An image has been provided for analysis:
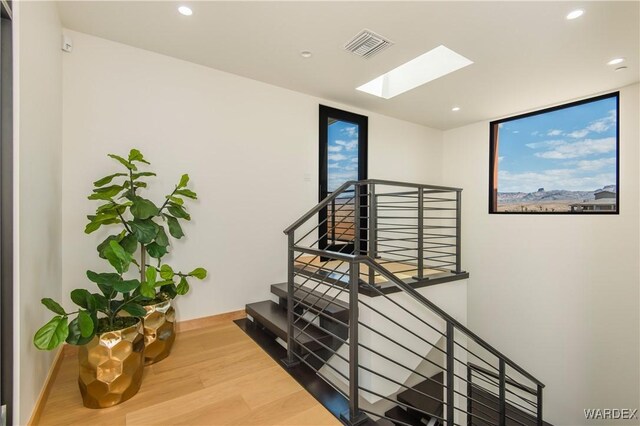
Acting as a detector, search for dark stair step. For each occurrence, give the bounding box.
[469,386,540,426]
[397,372,444,424]
[245,300,332,353]
[270,282,349,322]
[384,406,422,426]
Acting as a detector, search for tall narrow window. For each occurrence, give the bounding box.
[490,92,619,214]
[318,105,367,252]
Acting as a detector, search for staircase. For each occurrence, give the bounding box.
[245,180,546,426]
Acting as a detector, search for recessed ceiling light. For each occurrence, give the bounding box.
[566,9,584,20]
[615,66,628,72]
[356,45,473,99]
[300,51,312,58]
[178,6,192,16]
[607,57,625,65]
[451,107,460,112]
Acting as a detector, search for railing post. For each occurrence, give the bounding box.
[340,260,367,426]
[368,183,377,286]
[354,184,361,254]
[282,232,299,368]
[455,190,463,274]
[446,322,455,426]
[416,188,424,280]
[466,363,472,426]
[537,384,543,426]
[499,359,506,426]
[330,198,336,243]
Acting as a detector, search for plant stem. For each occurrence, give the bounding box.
[158,186,178,214]
[140,243,146,284]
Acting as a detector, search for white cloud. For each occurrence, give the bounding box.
[328,153,347,161]
[328,162,340,169]
[525,140,565,149]
[572,157,616,172]
[328,145,342,153]
[350,157,358,163]
[547,129,562,136]
[335,139,358,151]
[531,131,540,136]
[534,137,615,159]
[566,129,589,139]
[341,126,358,137]
[566,110,616,138]
[498,156,504,163]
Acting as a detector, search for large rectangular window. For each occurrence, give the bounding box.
[490,92,619,214]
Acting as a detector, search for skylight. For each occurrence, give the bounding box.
[356,45,473,99]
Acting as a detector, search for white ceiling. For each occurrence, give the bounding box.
[57,1,639,130]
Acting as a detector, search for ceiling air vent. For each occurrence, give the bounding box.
[344,29,393,58]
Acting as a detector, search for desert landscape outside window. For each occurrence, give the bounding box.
[489,92,619,214]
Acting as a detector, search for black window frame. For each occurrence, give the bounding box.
[318,105,368,254]
[489,92,620,215]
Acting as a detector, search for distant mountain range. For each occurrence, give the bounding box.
[498,185,616,204]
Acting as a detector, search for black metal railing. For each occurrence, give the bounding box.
[283,180,544,426]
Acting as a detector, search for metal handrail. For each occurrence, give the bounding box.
[360,257,545,389]
[283,179,462,235]
[283,179,544,426]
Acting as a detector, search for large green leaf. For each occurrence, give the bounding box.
[140,281,156,299]
[168,204,190,220]
[92,293,108,311]
[160,264,174,280]
[41,298,66,315]
[167,196,183,206]
[88,185,124,201]
[145,242,167,259]
[175,189,197,199]
[178,174,189,188]
[108,154,136,170]
[84,213,120,234]
[87,270,120,298]
[176,277,189,295]
[121,302,146,317]
[128,149,150,164]
[120,233,139,254]
[97,234,120,259]
[155,226,169,247]
[94,173,127,187]
[189,268,207,280]
[165,215,184,239]
[70,289,96,311]
[113,279,140,293]
[34,316,69,350]
[128,219,159,244]
[130,197,159,220]
[66,317,95,346]
[103,240,132,273]
[86,271,121,286]
[132,172,156,179]
[77,311,94,338]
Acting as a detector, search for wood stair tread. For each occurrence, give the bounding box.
[245,300,332,352]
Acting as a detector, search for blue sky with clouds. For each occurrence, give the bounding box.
[497,96,617,193]
[327,121,359,192]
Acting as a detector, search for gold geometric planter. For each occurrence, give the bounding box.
[141,295,176,365]
[78,319,145,409]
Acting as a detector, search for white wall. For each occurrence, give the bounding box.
[61,30,443,322]
[13,1,63,424]
[442,84,640,426]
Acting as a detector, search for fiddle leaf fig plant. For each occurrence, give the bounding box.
[34,149,207,350]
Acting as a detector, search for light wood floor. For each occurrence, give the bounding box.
[37,319,340,426]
